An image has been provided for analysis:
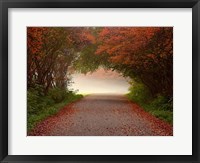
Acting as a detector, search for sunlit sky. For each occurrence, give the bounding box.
[69,68,130,94]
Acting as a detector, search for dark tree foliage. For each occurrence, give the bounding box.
[27,27,173,98]
[27,27,94,93]
[96,27,173,97]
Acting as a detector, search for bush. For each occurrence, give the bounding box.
[150,95,173,111]
[127,82,151,103]
[150,110,173,123]
[127,81,173,124]
[27,90,39,114]
[47,87,68,103]
[27,86,84,132]
[27,89,51,115]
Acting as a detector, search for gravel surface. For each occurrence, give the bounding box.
[29,94,173,136]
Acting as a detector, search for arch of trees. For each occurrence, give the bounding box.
[27,27,173,130]
[27,27,95,93]
[27,27,173,98]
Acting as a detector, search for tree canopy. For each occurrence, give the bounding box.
[27,27,94,93]
[27,27,173,97]
[95,27,173,97]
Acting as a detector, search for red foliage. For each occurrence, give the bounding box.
[96,27,173,96]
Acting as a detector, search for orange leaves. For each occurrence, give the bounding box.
[27,27,44,55]
[110,55,125,63]
[99,27,110,37]
[27,27,97,90]
[96,27,172,67]
[95,45,109,55]
[147,54,156,59]
[81,31,96,44]
[95,27,173,97]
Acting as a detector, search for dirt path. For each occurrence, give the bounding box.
[29,94,173,136]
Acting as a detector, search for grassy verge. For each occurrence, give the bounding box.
[126,82,173,124]
[27,89,83,132]
[127,94,173,124]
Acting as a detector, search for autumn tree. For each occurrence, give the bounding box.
[27,27,94,93]
[27,27,173,98]
[73,27,110,74]
[95,27,173,97]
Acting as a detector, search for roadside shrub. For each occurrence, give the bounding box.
[27,86,51,115]
[150,95,173,111]
[27,90,41,115]
[127,81,173,124]
[150,110,173,124]
[47,87,68,103]
[27,89,84,132]
[127,82,151,103]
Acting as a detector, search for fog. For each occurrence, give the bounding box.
[70,68,130,94]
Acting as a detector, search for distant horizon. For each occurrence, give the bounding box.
[69,68,130,94]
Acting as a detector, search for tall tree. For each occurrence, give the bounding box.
[96,27,173,97]
[27,27,95,93]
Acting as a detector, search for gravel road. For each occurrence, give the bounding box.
[29,94,173,136]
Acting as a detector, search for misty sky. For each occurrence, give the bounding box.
[69,68,130,94]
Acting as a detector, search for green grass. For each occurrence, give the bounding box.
[80,93,90,96]
[126,82,173,124]
[140,103,173,124]
[27,93,83,132]
[127,94,173,124]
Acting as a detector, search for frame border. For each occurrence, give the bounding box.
[0,0,199,162]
